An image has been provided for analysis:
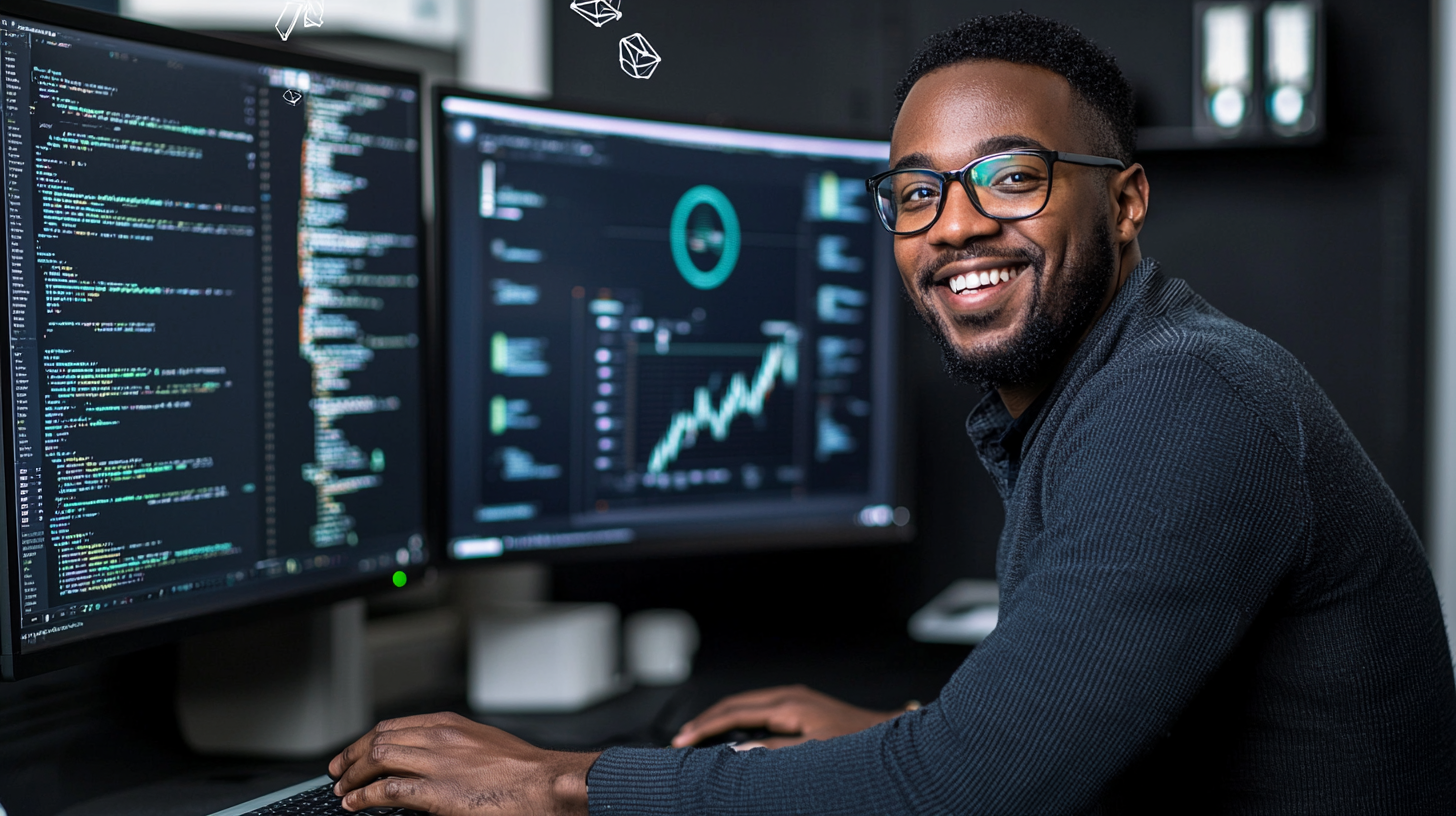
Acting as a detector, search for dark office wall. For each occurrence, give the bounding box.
[552,1,1431,612]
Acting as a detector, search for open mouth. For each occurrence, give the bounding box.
[943,264,1029,296]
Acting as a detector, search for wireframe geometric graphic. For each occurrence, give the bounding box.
[571,0,622,27]
[619,33,661,79]
[276,2,303,40]
[276,0,324,41]
[282,89,304,106]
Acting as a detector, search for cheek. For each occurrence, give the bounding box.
[892,239,921,287]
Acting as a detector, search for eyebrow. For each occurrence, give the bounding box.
[890,134,1053,171]
[891,151,937,171]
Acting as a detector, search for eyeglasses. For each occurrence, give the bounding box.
[865,150,1127,235]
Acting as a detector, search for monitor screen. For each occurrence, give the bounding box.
[2,4,426,678]
[438,91,907,561]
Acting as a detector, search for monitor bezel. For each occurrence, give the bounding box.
[432,84,913,567]
[1,0,434,680]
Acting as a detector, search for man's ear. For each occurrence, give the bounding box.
[1110,164,1149,246]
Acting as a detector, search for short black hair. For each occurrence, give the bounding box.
[893,11,1136,163]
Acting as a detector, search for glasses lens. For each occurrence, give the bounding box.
[874,170,943,233]
[967,154,1051,219]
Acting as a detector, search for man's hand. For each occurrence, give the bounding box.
[328,712,598,815]
[671,685,903,750]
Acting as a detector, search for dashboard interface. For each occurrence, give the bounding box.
[440,94,902,559]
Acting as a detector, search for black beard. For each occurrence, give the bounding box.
[910,221,1117,391]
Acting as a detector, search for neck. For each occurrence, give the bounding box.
[996,241,1142,419]
[998,376,1056,419]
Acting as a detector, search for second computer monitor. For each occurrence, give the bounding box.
[438,91,905,560]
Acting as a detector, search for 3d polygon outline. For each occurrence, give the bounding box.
[619,33,661,79]
[276,2,302,40]
[277,0,323,41]
[570,0,622,28]
[282,89,304,106]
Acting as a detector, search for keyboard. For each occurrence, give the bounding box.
[207,775,427,816]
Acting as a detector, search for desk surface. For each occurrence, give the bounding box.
[0,632,969,816]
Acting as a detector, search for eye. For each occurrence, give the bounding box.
[893,176,941,209]
[984,163,1046,192]
[968,154,1050,196]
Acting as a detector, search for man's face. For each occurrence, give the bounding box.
[890,60,1122,390]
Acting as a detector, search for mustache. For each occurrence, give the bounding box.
[913,245,1044,292]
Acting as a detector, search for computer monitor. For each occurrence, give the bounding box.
[0,1,427,679]
[436,88,908,562]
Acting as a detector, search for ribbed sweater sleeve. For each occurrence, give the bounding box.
[587,351,1307,815]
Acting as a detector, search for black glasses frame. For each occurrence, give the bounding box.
[865,149,1127,235]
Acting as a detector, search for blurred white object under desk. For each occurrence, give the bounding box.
[908,579,1000,645]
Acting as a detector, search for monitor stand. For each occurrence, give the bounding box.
[175,599,370,758]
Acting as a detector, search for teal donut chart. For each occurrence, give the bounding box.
[669,185,741,290]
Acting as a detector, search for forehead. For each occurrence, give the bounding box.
[891,60,1086,167]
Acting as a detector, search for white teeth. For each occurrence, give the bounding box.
[947,265,1026,294]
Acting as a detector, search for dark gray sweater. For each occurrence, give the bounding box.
[587,259,1456,814]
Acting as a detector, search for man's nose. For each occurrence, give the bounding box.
[926,180,1000,246]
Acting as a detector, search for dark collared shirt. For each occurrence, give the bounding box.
[996,390,1047,463]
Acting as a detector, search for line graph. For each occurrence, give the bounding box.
[645,339,798,473]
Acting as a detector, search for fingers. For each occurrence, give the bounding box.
[674,706,810,748]
[341,775,430,813]
[674,706,783,747]
[673,687,813,747]
[333,716,474,792]
[671,685,895,748]
[687,686,809,724]
[329,728,375,781]
[335,741,437,796]
[332,715,473,794]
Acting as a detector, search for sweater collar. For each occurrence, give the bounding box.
[964,257,1165,496]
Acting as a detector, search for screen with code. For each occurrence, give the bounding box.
[2,9,425,662]
[439,92,905,560]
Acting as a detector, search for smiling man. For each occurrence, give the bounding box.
[329,13,1456,814]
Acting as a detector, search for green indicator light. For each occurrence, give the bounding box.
[391,570,407,588]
